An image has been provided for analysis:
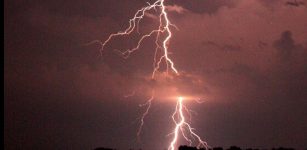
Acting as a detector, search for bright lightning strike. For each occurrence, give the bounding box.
[168,97,209,150]
[90,0,209,149]
[89,0,179,78]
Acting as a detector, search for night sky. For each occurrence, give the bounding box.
[4,0,307,150]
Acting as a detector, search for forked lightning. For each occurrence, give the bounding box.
[91,0,209,149]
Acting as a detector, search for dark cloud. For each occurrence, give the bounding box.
[285,0,305,7]
[257,0,283,8]
[202,41,241,51]
[274,30,306,61]
[169,0,237,14]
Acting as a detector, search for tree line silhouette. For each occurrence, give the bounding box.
[93,145,297,150]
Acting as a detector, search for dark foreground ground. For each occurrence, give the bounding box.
[93,145,297,150]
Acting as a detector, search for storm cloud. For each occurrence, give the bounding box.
[5,0,307,150]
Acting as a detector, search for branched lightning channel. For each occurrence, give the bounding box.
[92,0,209,149]
[137,92,154,140]
[90,0,178,78]
[168,97,209,150]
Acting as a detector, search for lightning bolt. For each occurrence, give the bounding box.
[168,97,209,150]
[137,91,154,140]
[89,0,178,78]
[90,0,209,149]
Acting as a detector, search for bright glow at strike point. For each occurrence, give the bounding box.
[169,97,208,150]
[91,0,209,149]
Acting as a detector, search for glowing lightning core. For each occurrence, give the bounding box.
[89,0,179,78]
[169,97,209,150]
[91,0,209,149]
